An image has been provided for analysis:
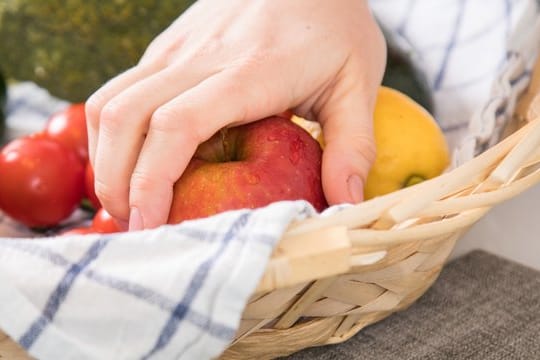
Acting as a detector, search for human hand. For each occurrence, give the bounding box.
[86,0,386,230]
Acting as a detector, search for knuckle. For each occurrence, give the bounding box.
[94,179,129,219]
[150,105,202,145]
[130,170,174,200]
[129,171,155,194]
[239,49,272,73]
[192,36,224,59]
[353,134,377,169]
[99,100,127,130]
[150,106,183,132]
[85,92,107,127]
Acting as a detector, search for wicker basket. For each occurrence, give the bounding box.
[2,34,540,360]
[219,58,540,359]
[1,61,540,360]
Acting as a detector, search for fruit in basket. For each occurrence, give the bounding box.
[92,208,123,234]
[44,103,88,162]
[291,116,324,147]
[291,86,449,200]
[43,103,103,211]
[365,87,449,199]
[0,134,85,227]
[59,208,124,235]
[168,116,327,223]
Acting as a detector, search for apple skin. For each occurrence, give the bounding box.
[168,116,328,223]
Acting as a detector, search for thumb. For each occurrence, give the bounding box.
[317,83,378,205]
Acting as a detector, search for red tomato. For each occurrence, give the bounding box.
[0,135,85,227]
[92,208,124,233]
[61,226,95,236]
[44,103,88,162]
[84,162,101,210]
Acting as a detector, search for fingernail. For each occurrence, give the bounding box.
[129,206,144,231]
[347,175,364,204]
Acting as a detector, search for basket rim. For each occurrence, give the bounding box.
[258,96,540,293]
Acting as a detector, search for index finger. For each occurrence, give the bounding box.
[128,67,289,230]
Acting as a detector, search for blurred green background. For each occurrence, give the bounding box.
[0,1,431,111]
[0,0,195,102]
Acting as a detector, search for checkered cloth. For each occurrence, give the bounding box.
[370,0,540,162]
[0,1,539,360]
[0,202,316,359]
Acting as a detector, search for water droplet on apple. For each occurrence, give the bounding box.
[288,137,305,165]
[267,135,278,142]
[246,173,260,185]
[289,152,300,165]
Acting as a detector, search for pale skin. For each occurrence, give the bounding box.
[85,0,387,231]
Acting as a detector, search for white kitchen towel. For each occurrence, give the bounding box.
[0,1,540,360]
[370,0,540,163]
[0,201,316,360]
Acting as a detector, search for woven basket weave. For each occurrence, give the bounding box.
[220,57,540,359]
[2,37,540,360]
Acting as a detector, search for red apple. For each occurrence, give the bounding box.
[168,116,328,223]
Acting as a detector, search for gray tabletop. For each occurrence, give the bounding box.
[285,250,540,359]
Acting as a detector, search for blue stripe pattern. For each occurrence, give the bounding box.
[172,226,275,247]
[395,0,416,37]
[142,213,251,359]
[1,1,538,357]
[433,0,466,90]
[0,239,237,340]
[504,0,513,40]
[18,238,111,349]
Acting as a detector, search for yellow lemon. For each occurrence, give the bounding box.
[292,86,450,200]
[364,86,450,199]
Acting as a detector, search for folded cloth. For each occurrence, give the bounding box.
[4,82,69,141]
[286,250,540,359]
[0,202,316,360]
[1,2,540,360]
[370,0,540,162]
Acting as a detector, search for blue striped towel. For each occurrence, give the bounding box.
[0,202,316,359]
[0,1,539,359]
[370,0,540,161]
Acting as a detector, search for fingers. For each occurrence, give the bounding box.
[86,63,163,165]
[321,119,376,205]
[128,68,287,230]
[84,0,387,228]
[317,16,385,206]
[90,64,216,221]
[317,72,378,205]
